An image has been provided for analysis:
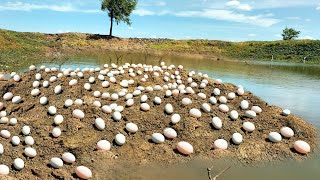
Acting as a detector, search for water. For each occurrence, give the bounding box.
[29,51,320,180]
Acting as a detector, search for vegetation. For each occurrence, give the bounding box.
[1,29,319,72]
[101,0,138,36]
[282,27,300,40]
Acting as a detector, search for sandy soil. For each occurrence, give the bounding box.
[0,64,316,179]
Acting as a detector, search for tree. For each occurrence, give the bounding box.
[101,0,138,36]
[282,27,300,40]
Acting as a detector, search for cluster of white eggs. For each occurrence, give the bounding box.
[0,62,311,178]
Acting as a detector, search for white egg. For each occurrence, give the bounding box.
[151,133,165,144]
[52,127,61,138]
[74,99,83,105]
[29,65,36,71]
[48,106,57,115]
[0,164,9,175]
[97,140,111,151]
[133,90,141,96]
[33,81,40,87]
[240,100,249,109]
[282,109,291,116]
[84,83,91,90]
[219,104,229,112]
[212,117,222,129]
[75,166,92,179]
[126,99,134,107]
[54,115,64,125]
[189,108,201,118]
[201,103,211,113]
[181,98,192,106]
[213,88,220,96]
[163,128,177,139]
[0,102,3,110]
[69,79,78,86]
[165,104,174,114]
[42,81,49,88]
[9,118,17,125]
[62,152,76,163]
[213,139,228,150]
[11,136,20,145]
[25,136,34,145]
[24,147,37,157]
[280,127,294,138]
[13,74,21,82]
[209,97,217,104]
[154,97,162,105]
[73,109,85,119]
[237,88,245,95]
[95,118,105,130]
[3,92,13,100]
[230,110,239,120]
[171,114,181,124]
[227,92,236,99]
[293,140,310,154]
[13,158,24,170]
[54,85,62,94]
[243,122,255,132]
[102,105,112,113]
[115,133,126,145]
[92,101,102,108]
[126,123,138,133]
[0,117,8,124]
[102,81,110,87]
[0,111,6,117]
[102,93,111,99]
[245,110,256,118]
[12,96,22,104]
[0,143,3,154]
[93,91,101,97]
[64,99,73,107]
[232,133,243,145]
[22,126,31,135]
[112,111,122,121]
[219,96,227,104]
[198,93,206,99]
[39,96,48,105]
[50,157,64,168]
[251,106,262,114]
[88,77,95,83]
[140,95,148,103]
[268,132,282,143]
[176,141,194,155]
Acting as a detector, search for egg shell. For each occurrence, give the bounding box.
[84,83,91,90]
[151,133,165,144]
[74,99,83,105]
[189,108,201,118]
[232,133,243,145]
[240,100,249,109]
[102,81,110,87]
[280,127,294,138]
[93,91,101,97]
[52,127,61,138]
[198,93,206,99]
[213,139,228,150]
[65,99,73,107]
[42,81,49,87]
[219,96,227,104]
[163,128,177,139]
[40,96,48,105]
[230,110,239,120]
[176,141,193,155]
[48,106,57,115]
[245,110,256,118]
[154,97,162,105]
[73,109,85,119]
[213,88,220,96]
[209,97,217,104]
[75,166,92,179]
[115,133,126,145]
[0,164,9,175]
[12,96,22,104]
[227,92,236,99]
[201,103,211,113]
[212,117,222,129]
[125,123,138,133]
[268,132,282,143]
[219,104,229,112]
[164,104,174,114]
[24,147,37,157]
[0,111,6,117]
[50,157,64,169]
[62,152,76,163]
[282,109,291,116]
[243,122,255,132]
[54,115,64,125]
[13,158,24,170]
[293,140,310,154]
[33,81,40,87]
[97,140,111,151]
[9,118,17,125]
[25,136,34,145]
[13,74,21,82]
[112,111,122,121]
[54,85,62,94]
[0,117,8,124]
[3,92,13,100]
[251,106,262,114]
[92,101,101,108]
[181,98,192,106]
[171,114,181,124]
[0,143,3,154]
[95,118,105,130]
[1,130,11,138]
[102,105,112,113]
[11,136,20,145]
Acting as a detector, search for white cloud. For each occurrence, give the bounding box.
[248,33,256,37]
[286,17,301,20]
[174,9,279,27]
[225,0,252,11]
[133,9,155,16]
[0,1,99,13]
[316,5,320,10]
[57,30,71,34]
[253,0,318,9]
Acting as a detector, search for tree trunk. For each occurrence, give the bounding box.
[109,15,113,36]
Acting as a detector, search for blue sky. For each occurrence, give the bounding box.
[0,0,319,41]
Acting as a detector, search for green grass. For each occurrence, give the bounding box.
[1,29,320,72]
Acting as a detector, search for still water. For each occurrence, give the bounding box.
[29,51,320,180]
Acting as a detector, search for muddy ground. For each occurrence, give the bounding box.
[0,65,316,179]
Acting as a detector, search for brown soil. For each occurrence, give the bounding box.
[0,65,316,179]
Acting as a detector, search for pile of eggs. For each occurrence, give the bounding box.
[0,62,312,178]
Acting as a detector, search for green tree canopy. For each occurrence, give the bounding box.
[282,27,300,40]
[101,0,138,36]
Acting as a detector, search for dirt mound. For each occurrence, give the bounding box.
[0,64,316,179]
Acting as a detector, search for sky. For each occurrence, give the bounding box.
[0,0,319,41]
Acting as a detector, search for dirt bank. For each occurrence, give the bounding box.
[0,63,316,179]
